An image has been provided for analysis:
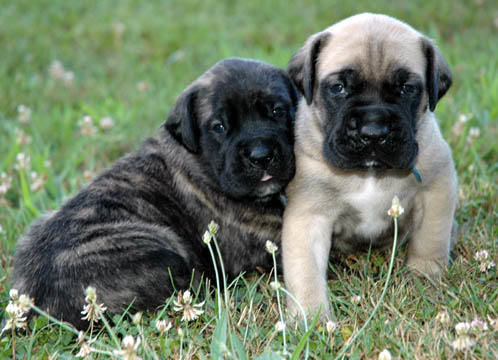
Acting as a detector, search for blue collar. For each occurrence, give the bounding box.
[411,164,423,183]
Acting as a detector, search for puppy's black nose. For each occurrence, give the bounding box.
[246,144,274,169]
[360,123,389,143]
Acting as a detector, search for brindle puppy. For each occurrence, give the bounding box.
[12,58,298,329]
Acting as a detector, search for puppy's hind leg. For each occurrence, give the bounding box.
[77,223,197,315]
[13,222,196,330]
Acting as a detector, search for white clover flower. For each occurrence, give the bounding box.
[9,289,19,301]
[137,81,149,92]
[0,184,7,197]
[350,295,361,304]
[81,286,107,324]
[83,170,95,182]
[155,319,173,334]
[15,128,33,146]
[168,49,186,64]
[112,22,126,39]
[479,262,489,272]
[30,171,47,192]
[326,320,337,333]
[202,231,212,244]
[177,327,184,337]
[49,60,66,79]
[0,172,12,196]
[173,290,205,322]
[486,316,498,330]
[75,341,93,358]
[99,117,115,130]
[18,294,33,314]
[270,281,281,291]
[113,335,142,360]
[76,330,96,358]
[77,331,85,343]
[2,313,27,333]
[474,250,495,273]
[470,318,488,331]
[451,122,464,137]
[208,220,219,235]
[378,349,392,360]
[275,321,286,332]
[1,289,31,333]
[48,60,74,86]
[17,104,32,124]
[474,250,489,261]
[451,336,474,351]
[458,114,469,123]
[466,127,481,144]
[62,71,75,86]
[468,127,480,138]
[455,322,471,335]
[79,115,97,137]
[85,286,97,302]
[5,302,21,317]
[387,196,404,218]
[14,153,31,171]
[81,302,106,323]
[132,312,142,325]
[265,240,278,254]
[435,310,451,325]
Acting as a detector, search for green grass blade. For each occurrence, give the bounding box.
[210,310,228,359]
[291,311,320,360]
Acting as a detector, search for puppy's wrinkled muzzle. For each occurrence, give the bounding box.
[243,142,274,170]
[359,122,389,145]
[328,104,418,170]
[351,105,393,145]
[222,133,295,200]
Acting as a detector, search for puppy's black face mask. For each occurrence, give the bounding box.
[321,67,421,171]
[202,60,297,201]
[287,33,452,173]
[166,58,298,201]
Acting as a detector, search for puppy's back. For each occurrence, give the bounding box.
[12,137,198,328]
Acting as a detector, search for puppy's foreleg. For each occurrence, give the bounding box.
[282,206,333,321]
[405,165,457,278]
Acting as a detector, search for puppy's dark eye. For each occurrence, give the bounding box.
[330,83,345,95]
[401,84,416,95]
[272,106,286,119]
[212,122,225,134]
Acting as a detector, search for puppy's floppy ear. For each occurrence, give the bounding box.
[280,71,301,116]
[287,32,331,105]
[422,38,452,111]
[165,85,200,153]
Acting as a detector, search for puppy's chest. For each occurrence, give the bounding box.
[339,177,410,239]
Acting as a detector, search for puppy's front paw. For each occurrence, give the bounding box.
[405,257,446,279]
[285,293,332,323]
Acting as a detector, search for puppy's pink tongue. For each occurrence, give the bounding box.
[261,173,273,182]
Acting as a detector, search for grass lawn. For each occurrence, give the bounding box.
[0,0,497,358]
